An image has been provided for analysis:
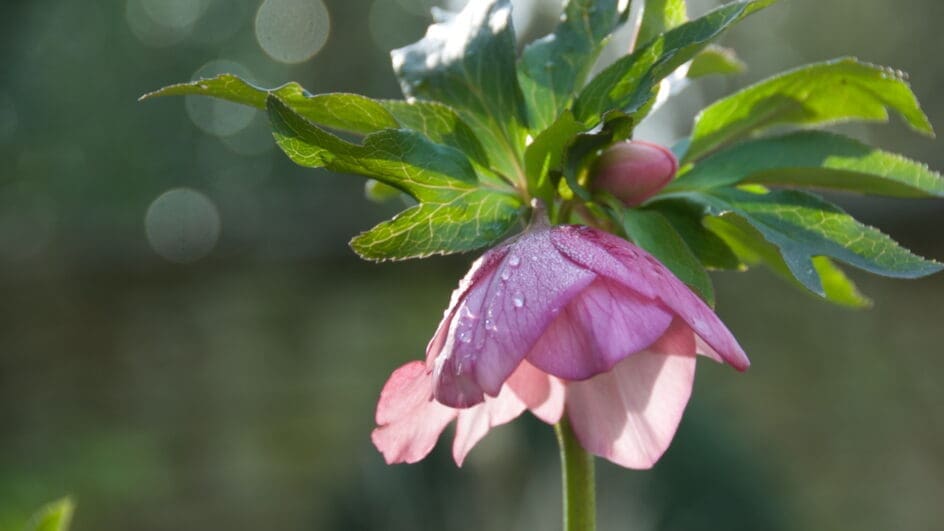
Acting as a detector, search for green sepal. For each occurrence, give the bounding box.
[24,498,74,531]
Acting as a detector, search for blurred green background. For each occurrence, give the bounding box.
[1,0,942,529]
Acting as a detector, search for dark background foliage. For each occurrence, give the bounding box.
[0,0,941,529]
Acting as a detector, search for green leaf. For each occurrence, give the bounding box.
[687,45,745,78]
[350,190,522,260]
[392,0,528,180]
[524,110,584,202]
[25,498,74,531]
[669,131,944,197]
[705,214,872,308]
[141,74,398,135]
[636,0,688,48]
[267,95,522,259]
[267,95,476,199]
[652,199,742,269]
[380,99,490,169]
[685,58,935,162]
[517,0,629,131]
[683,188,942,295]
[623,208,715,305]
[573,0,776,127]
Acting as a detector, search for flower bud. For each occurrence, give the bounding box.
[591,141,678,206]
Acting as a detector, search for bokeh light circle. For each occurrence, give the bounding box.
[254,0,331,64]
[145,188,221,263]
[185,60,257,137]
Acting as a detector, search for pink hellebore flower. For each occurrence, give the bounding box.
[592,140,679,206]
[372,220,748,469]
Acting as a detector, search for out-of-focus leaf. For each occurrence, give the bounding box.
[573,0,775,127]
[705,215,872,307]
[687,45,745,78]
[686,58,935,161]
[669,131,944,197]
[392,0,528,180]
[518,0,630,131]
[25,498,74,531]
[623,208,715,305]
[141,74,398,135]
[267,96,521,259]
[636,0,688,48]
[684,188,942,295]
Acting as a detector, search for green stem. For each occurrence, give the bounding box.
[555,416,596,531]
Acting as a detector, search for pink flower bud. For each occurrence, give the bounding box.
[372,221,748,469]
[592,141,678,206]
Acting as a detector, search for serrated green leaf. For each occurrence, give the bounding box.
[685,58,935,162]
[392,0,528,180]
[651,199,742,269]
[141,74,398,135]
[267,95,477,201]
[380,99,490,169]
[524,110,584,202]
[267,95,522,259]
[684,188,942,295]
[669,131,944,197]
[517,0,629,132]
[350,189,522,260]
[573,0,775,127]
[25,498,74,531]
[623,208,715,305]
[705,214,872,308]
[687,45,745,78]
[637,0,688,48]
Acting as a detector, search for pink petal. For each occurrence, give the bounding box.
[434,227,596,407]
[452,383,528,466]
[550,226,749,371]
[526,277,674,380]
[566,320,696,469]
[372,361,457,464]
[426,244,511,366]
[506,360,565,424]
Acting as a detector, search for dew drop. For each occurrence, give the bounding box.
[508,254,521,267]
[500,269,511,281]
[513,294,525,308]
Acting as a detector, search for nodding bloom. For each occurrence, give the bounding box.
[372,217,748,469]
[591,140,678,206]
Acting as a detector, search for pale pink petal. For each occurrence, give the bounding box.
[567,320,697,469]
[506,360,565,424]
[434,226,596,407]
[550,226,749,371]
[372,361,457,464]
[526,277,674,380]
[452,382,528,466]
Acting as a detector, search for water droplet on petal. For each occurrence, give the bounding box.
[500,269,511,281]
[508,254,521,267]
[513,294,525,308]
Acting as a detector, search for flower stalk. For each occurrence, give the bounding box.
[556,415,596,531]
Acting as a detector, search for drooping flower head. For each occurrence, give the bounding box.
[373,215,748,469]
